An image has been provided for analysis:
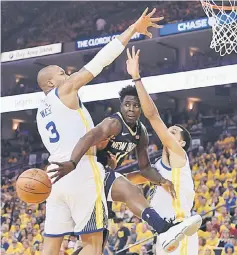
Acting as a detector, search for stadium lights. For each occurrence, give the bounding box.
[188,97,201,102]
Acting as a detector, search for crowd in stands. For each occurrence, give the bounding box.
[2,1,204,52]
[190,133,237,255]
[1,105,237,254]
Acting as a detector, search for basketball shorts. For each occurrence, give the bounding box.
[104,171,123,219]
[44,157,108,237]
[156,233,198,255]
[104,171,123,202]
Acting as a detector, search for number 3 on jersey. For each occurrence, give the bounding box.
[46,121,60,143]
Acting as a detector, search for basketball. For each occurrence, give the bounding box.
[16,168,52,204]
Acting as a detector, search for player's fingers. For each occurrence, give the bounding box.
[171,186,177,199]
[168,187,175,199]
[136,49,141,58]
[141,7,149,17]
[47,168,60,173]
[171,190,176,200]
[145,31,152,38]
[50,172,59,180]
[50,161,63,167]
[126,48,132,60]
[132,46,136,58]
[52,175,62,184]
[151,23,164,28]
[147,8,156,18]
[151,17,164,22]
[108,151,116,159]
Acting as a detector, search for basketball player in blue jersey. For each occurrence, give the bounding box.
[124,47,202,254]
[36,8,165,255]
[49,77,202,252]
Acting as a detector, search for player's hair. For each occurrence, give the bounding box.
[174,124,191,152]
[119,85,139,102]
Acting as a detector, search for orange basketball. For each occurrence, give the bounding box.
[16,168,52,204]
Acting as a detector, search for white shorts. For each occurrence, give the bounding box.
[44,157,108,237]
[156,233,198,255]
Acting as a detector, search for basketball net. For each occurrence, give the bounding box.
[200,0,237,56]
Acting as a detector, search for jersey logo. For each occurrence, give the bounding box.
[122,132,129,136]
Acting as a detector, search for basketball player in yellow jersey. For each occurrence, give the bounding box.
[126,47,202,255]
[36,9,164,255]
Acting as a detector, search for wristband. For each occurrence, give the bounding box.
[69,160,77,169]
[133,77,141,82]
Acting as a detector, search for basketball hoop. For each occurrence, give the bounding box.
[200,0,237,56]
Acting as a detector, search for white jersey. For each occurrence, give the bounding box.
[150,157,195,221]
[36,88,95,163]
[36,88,107,235]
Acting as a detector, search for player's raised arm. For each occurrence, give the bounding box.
[48,117,122,183]
[134,125,176,199]
[126,47,185,157]
[61,8,163,93]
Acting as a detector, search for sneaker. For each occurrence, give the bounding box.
[159,215,202,253]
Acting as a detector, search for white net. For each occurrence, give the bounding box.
[200,0,237,56]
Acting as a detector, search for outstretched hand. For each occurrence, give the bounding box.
[126,46,140,80]
[134,8,164,38]
[47,161,75,184]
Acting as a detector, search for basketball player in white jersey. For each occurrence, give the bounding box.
[36,8,163,255]
[125,47,201,255]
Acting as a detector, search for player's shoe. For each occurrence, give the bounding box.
[159,214,202,253]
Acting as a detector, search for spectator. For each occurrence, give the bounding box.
[61,239,74,255]
[196,197,212,218]
[13,224,21,241]
[114,219,131,255]
[136,223,153,251]
[198,237,207,255]
[115,203,133,222]
[206,229,219,247]
[128,224,139,254]
[140,245,149,255]
[230,207,237,225]
[1,248,6,255]
[218,230,230,248]
[22,240,31,255]
[225,190,237,213]
[204,247,215,255]
[223,243,235,255]
[107,225,117,253]
[96,18,107,31]
[211,216,220,232]
[1,237,9,252]
[6,238,23,254]
[68,235,77,249]
[222,220,237,238]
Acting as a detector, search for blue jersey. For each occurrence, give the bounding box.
[97,112,142,167]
